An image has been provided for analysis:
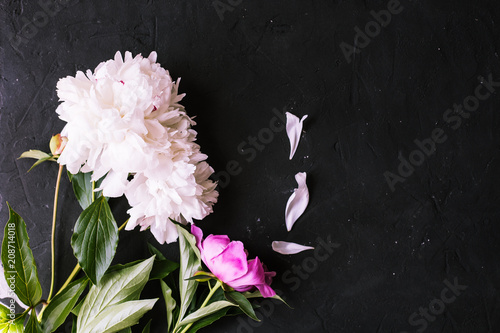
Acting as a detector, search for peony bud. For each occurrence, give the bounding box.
[49,134,68,156]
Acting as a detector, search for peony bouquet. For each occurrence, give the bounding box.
[0,51,286,333]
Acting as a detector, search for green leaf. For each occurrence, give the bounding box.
[19,150,51,160]
[147,243,179,280]
[25,309,42,333]
[71,196,119,285]
[28,156,56,172]
[70,315,77,333]
[105,260,143,274]
[71,299,84,316]
[141,320,152,333]
[0,303,9,321]
[177,301,235,327]
[79,299,157,333]
[184,272,215,282]
[176,225,201,260]
[175,225,202,325]
[160,280,176,332]
[224,291,260,321]
[150,258,179,281]
[0,304,24,333]
[1,204,42,307]
[77,257,155,333]
[184,307,232,333]
[147,243,166,261]
[242,290,292,308]
[117,327,132,333]
[40,277,88,333]
[18,150,56,172]
[67,171,103,210]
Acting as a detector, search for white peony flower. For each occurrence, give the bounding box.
[125,161,218,244]
[56,51,186,196]
[55,51,218,243]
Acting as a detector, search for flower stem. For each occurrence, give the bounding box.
[118,219,129,231]
[56,263,81,296]
[179,280,222,333]
[50,219,129,299]
[47,164,64,303]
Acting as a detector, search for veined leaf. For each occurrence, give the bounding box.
[71,299,84,316]
[18,150,56,172]
[77,257,155,333]
[40,278,88,333]
[19,150,51,160]
[147,242,179,280]
[225,291,260,321]
[67,171,103,210]
[177,301,235,328]
[71,196,118,285]
[184,307,232,333]
[242,290,291,308]
[176,226,201,260]
[25,309,42,333]
[150,259,179,281]
[175,225,202,325]
[160,280,176,331]
[0,304,24,332]
[1,204,42,307]
[147,243,167,261]
[117,327,132,333]
[82,299,157,333]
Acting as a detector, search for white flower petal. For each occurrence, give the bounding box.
[272,241,314,255]
[285,172,309,231]
[286,112,308,160]
[97,170,129,197]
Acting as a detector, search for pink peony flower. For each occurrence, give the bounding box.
[191,225,276,298]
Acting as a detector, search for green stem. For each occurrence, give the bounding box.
[41,177,128,319]
[47,164,64,303]
[178,280,222,333]
[118,219,129,232]
[56,263,81,296]
[50,219,129,299]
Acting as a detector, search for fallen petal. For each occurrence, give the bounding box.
[272,241,314,255]
[286,112,308,160]
[285,172,309,231]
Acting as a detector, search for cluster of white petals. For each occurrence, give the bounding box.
[56,51,218,243]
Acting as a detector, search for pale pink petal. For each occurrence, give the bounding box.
[286,112,308,160]
[272,241,314,255]
[285,172,309,231]
[148,51,157,63]
[96,170,129,198]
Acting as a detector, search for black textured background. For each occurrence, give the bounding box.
[1,1,500,332]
